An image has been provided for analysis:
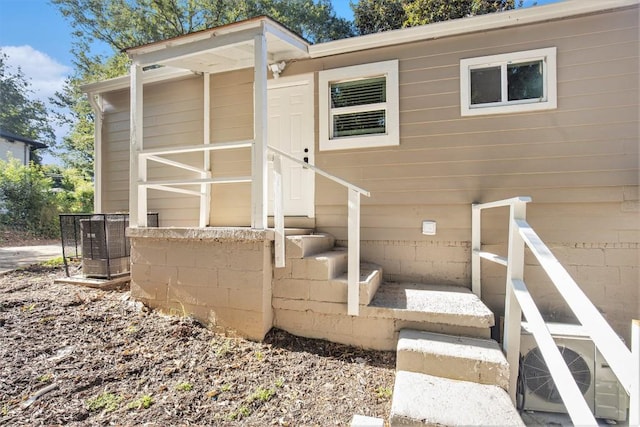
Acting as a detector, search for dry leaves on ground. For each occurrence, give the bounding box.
[0,265,395,426]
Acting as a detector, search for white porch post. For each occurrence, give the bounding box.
[199,72,212,227]
[503,200,526,402]
[129,62,147,227]
[87,93,103,213]
[252,29,268,230]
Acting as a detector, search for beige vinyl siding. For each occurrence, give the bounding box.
[209,69,253,226]
[291,7,638,337]
[300,8,638,241]
[101,76,205,226]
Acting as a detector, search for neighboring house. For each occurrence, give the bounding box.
[0,129,47,165]
[83,1,638,423]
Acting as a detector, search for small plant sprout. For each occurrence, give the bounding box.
[249,386,275,403]
[175,382,193,392]
[375,386,392,399]
[255,350,264,361]
[220,384,231,392]
[86,392,123,413]
[128,394,154,410]
[275,377,284,388]
[37,373,52,382]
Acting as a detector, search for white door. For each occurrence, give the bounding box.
[268,75,315,217]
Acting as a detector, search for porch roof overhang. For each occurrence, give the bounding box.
[82,16,309,94]
[127,16,309,74]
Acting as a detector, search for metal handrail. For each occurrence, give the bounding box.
[471,196,638,425]
[268,145,370,316]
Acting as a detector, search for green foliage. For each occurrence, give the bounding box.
[0,158,59,237]
[249,386,275,403]
[375,385,392,399]
[0,52,55,152]
[53,0,353,52]
[404,0,516,26]
[351,0,408,35]
[175,382,193,391]
[0,159,93,238]
[351,0,518,34]
[41,256,65,267]
[128,394,154,410]
[86,392,123,413]
[53,167,94,213]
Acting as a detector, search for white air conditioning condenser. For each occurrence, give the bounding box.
[519,322,628,422]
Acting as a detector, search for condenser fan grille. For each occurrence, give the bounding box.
[522,345,591,403]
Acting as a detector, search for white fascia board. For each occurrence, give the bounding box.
[81,67,195,94]
[130,27,264,66]
[309,0,639,58]
[264,20,309,56]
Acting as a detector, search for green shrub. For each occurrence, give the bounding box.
[0,158,58,237]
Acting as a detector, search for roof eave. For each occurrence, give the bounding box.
[308,0,639,58]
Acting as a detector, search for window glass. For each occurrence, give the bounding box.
[507,60,543,101]
[460,48,556,116]
[470,66,501,105]
[331,77,386,108]
[319,59,399,150]
[333,110,386,137]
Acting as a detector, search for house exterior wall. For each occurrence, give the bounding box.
[100,76,205,225]
[290,6,639,340]
[0,138,28,164]
[99,6,638,340]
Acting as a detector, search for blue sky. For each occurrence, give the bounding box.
[0,0,560,154]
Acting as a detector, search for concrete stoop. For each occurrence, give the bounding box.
[363,282,495,339]
[390,371,524,426]
[396,329,509,389]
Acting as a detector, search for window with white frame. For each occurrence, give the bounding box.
[319,60,399,151]
[460,47,557,116]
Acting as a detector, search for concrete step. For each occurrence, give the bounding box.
[363,282,494,339]
[396,329,509,390]
[285,233,335,259]
[294,248,348,280]
[332,262,383,305]
[390,371,524,426]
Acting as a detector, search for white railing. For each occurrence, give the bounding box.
[268,145,370,316]
[134,141,370,316]
[472,197,638,425]
[136,140,254,227]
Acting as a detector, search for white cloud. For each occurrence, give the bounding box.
[1,45,71,101]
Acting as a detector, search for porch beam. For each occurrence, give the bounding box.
[129,62,147,227]
[252,28,268,229]
[130,27,263,67]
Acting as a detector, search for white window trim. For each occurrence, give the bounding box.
[319,60,399,151]
[460,47,557,116]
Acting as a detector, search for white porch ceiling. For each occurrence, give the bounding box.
[126,17,310,75]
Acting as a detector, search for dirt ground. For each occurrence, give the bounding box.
[0,265,395,426]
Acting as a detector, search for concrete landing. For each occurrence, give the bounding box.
[390,371,524,427]
[396,329,509,390]
[363,282,494,337]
